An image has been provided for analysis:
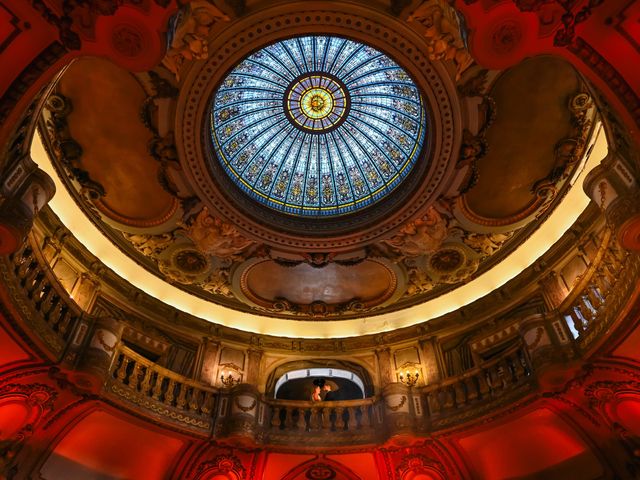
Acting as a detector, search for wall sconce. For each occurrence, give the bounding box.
[220,371,241,387]
[399,369,419,387]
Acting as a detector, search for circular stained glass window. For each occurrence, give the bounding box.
[210,36,427,217]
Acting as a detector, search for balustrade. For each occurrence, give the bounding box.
[266,398,378,438]
[425,344,532,418]
[0,215,636,446]
[106,343,216,433]
[560,235,639,348]
[6,242,81,354]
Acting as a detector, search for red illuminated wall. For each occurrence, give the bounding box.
[1,1,640,479]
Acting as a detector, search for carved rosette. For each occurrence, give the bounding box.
[396,454,446,480]
[425,242,479,284]
[194,454,246,480]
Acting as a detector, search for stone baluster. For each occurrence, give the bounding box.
[335,407,346,430]
[295,408,306,430]
[39,286,55,314]
[188,388,200,413]
[284,407,295,429]
[129,362,143,390]
[359,404,371,428]
[453,382,466,407]
[176,383,188,410]
[201,391,213,415]
[442,387,455,409]
[140,366,153,396]
[321,407,332,430]
[270,406,281,429]
[476,369,490,399]
[57,306,74,335]
[464,376,478,403]
[346,407,357,430]
[509,354,524,381]
[426,391,441,415]
[309,407,321,430]
[116,356,130,383]
[165,379,176,406]
[152,374,164,401]
[586,285,603,309]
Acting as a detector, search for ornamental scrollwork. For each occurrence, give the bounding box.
[396,454,446,480]
[382,207,448,259]
[42,93,105,202]
[182,207,255,261]
[195,454,246,480]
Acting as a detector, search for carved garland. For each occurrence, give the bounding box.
[96,330,116,353]
[385,395,407,411]
[234,397,257,413]
[524,327,545,350]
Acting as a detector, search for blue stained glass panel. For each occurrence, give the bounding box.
[210,35,427,217]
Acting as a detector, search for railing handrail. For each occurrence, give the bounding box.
[23,237,84,318]
[422,341,526,392]
[558,228,612,313]
[113,343,218,393]
[265,396,378,408]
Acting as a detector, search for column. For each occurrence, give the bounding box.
[70,317,124,392]
[0,154,55,254]
[584,150,640,251]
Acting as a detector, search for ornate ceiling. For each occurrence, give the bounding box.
[37,0,600,331]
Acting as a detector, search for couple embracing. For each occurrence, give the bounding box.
[310,378,337,402]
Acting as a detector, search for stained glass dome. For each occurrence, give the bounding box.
[210,36,427,217]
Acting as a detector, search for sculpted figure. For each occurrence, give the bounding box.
[463,231,514,257]
[124,232,174,257]
[406,266,434,296]
[163,1,229,79]
[183,207,254,260]
[407,0,473,78]
[383,207,448,257]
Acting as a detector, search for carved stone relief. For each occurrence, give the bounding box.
[162,1,230,80]
[406,0,474,80]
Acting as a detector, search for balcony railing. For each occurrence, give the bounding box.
[105,343,217,435]
[423,343,533,428]
[0,223,637,446]
[559,231,640,351]
[4,242,81,358]
[264,397,382,446]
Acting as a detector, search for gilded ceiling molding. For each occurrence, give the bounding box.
[175,1,462,250]
[233,256,404,318]
[453,90,598,233]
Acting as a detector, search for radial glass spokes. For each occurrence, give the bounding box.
[211,35,427,217]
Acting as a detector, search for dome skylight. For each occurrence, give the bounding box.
[210,35,427,217]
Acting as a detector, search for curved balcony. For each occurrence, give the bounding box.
[1,213,638,448]
[106,343,218,436]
